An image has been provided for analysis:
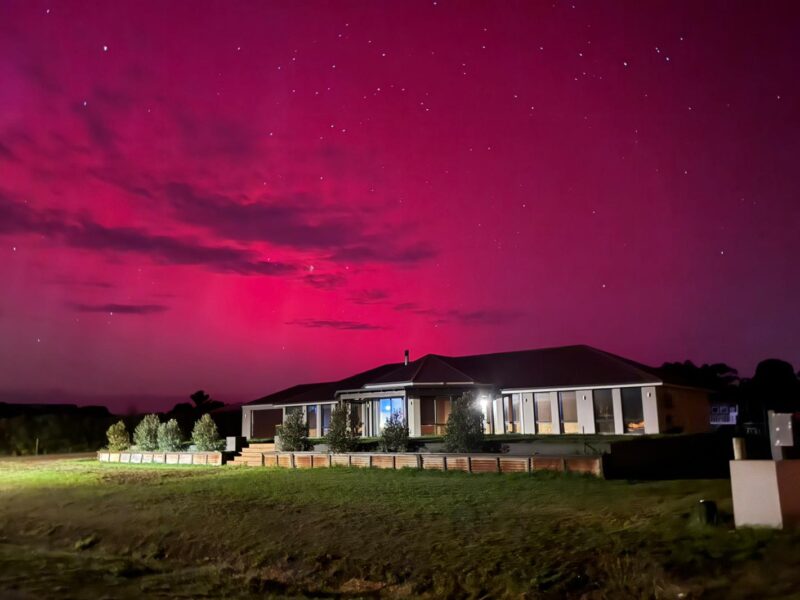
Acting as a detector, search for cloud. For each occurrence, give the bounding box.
[0,194,296,277]
[46,278,115,289]
[305,273,347,289]
[393,302,522,326]
[285,318,386,330]
[162,182,436,265]
[350,289,390,304]
[69,303,169,315]
[332,243,437,265]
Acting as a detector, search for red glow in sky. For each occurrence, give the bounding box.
[2,1,799,411]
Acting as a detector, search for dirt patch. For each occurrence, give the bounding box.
[99,468,203,485]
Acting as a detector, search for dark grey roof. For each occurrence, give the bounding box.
[247,345,671,407]
[246,363,402,407]
[370,345,662,389]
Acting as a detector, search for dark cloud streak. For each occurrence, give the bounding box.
[69,303,169,315]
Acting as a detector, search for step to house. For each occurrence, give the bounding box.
[228,442,276,466]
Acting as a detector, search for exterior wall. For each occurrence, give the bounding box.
[521,392,535,434]
[612,388,624,434]
[492,399,503,436]
[657,385,711,434]
[642,386,660,434]
[576,390,595,434]
[407,392,421,437]
[242,406,251,437]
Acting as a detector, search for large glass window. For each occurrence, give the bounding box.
[559,391,579,433]
[534,393,553,434]
[307,405,317,436]
[420,396,436,435]
[321,404,332,435]
[621,387,645,433]
[378,397,405,430]
[593,389,615,433]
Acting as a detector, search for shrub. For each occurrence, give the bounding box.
[133,414,160,451]
[192,413,222,451]
[277,409,308,451]
[443,393,485,452]
[106,420,130,451]
[379,412,409,452]
[325,403,359,453]
[157,419,182,451]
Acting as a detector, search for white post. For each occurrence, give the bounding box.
[612,388,624,434]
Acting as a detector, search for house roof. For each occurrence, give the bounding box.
[245,363,402,407]
[247,345,672,407]
[368,345,663,390]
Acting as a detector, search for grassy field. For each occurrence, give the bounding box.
[0,459,797,599]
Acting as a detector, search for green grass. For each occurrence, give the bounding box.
[0,459,798,598]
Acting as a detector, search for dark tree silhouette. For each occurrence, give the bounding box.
[189,390,223,411]
[658,360,739,392]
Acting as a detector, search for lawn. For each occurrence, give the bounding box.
[0,459,797,599]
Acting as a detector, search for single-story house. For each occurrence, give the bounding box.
[241,345,712,439]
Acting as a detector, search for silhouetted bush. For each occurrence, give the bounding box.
[277,409,308,451]
[133,414,160,451]
[192,414,223,451]
[106,420,130,451]
[157,419,182,451]
[443,393,485,452]
[325,403,359,453]
[379,412,409,452]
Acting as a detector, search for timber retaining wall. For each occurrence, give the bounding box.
[244,451,603,477]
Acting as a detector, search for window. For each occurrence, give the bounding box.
[621,387,645,433]
[321,404,332,435]
[503,394,521,433]
[420,396,436,435]
[378,397,404,430]
[534,393,553,434]
[285,405,302,417]
[559,391,579,433]
[307,405,317,436]
[435,397,451,434]
[593,389,615,434]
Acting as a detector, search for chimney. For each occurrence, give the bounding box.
[404,349,409,366]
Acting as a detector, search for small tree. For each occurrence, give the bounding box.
[379,412,409,452]
[277,409,308,451]
[192,413,222,451]
[157,419,183,451]
[106,420,130,451]
[325,402,359,453]
[133,414,160,451]
[443,393,485,452]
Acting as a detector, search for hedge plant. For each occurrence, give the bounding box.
[379,412,409,452]
[157,419,182,451]
[106,420,130,451]
[277,409,308,451]
[192,414,222,451]
[133,414,160,451]
[443,393,485,452]
[325,403,359,453]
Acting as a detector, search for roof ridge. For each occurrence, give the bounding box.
[421,354,476,383]
[579,346,663,383]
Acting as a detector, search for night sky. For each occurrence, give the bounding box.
[2,1,799,411]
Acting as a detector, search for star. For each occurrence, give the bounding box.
[102,45,108,52]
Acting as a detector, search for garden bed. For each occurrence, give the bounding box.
[97,450,223,466]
